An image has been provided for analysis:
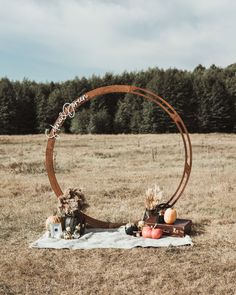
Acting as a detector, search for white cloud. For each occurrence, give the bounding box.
[0,0,235,81]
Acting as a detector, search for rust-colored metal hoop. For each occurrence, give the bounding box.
[45,85,192,228]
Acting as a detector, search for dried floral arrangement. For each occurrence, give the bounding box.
[124,185,165,236]
[144,185,164,217]
[145,185,163,209]
[45,187,89,239]
[57,187,89,216]
[125,185,164,236]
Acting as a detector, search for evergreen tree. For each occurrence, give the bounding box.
[162,69,186,132]
[14,79,37,134]
[196,67,234,132]
[48,88,70,131]
[62,77,89,102]
[114,95,132,133]
[0,78,17,134]
[70,109,90,134]
[208,77,234,132]
[224,64,236,132]
[88,108,112,134]
[115,68,158,133]
[85,73,119,134]
[35,83,51,133]
[179,72,198,132]
[143,69,167,133]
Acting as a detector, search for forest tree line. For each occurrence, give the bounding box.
[0,64,235,135]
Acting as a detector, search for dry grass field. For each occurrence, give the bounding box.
[0,133,235,295]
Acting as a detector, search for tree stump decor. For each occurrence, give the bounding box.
[45,85,192,228]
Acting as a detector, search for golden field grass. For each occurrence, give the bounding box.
[0,133,235,295]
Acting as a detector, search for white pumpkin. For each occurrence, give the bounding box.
[45,215,61,230]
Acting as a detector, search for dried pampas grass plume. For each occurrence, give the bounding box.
[145,185,163,210]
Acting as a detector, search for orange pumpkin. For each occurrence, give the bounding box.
[151,228,162,239]
[164,208,177,224]
[45,215,61,230]
[142,226,152,238]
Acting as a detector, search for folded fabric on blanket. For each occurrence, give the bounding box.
[30,226,193,249]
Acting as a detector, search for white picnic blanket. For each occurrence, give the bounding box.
[30,226,193,250]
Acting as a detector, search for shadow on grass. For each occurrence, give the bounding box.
[191,221,208,236]
[0,283,15,295]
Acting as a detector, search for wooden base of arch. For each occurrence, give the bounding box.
[45,85,192,228]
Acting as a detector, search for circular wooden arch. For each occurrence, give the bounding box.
[45,85,192,228]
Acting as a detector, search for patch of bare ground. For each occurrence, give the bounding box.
[0,134,235,295]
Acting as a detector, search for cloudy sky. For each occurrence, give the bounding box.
[0,0,235,82]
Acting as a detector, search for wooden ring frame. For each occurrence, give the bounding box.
[46,85,192,228]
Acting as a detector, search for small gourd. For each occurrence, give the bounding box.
[125,223,138,236]
[45,215,61,230]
